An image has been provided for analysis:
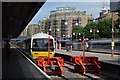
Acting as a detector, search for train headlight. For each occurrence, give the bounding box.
[34,53,38,54]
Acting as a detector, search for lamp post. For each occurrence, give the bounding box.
[59,34,61,51]
[72,32,81,41]
[55,28,59,50]
[82,31,85,62]
[78,33,81,41]
[75,21,86,62]
[53,14,60,50]
[75,23,79,41]
[90,27,99,40]
[73,32,75,41]
[70,35,72,52]
[65,21,73,52]
[75,25,85,62]
[49,28,52,35]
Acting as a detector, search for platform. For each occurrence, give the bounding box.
[2,47,50,80]
[55,50,120,79]
[56,50,120,66]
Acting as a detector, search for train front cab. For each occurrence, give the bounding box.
[31,38,55,59]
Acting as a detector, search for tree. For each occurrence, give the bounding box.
[114,12,120,29]
[97,18,112,38]
[72,25,83,41]
[72,18,119,40]
[114,16,120,37]
[72,22,98,40]
[84,22,98,39]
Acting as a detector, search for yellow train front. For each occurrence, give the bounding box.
[16,33,55,59]
[31,33,55,59]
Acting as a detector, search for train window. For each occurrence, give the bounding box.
[33,39,43,48]
[115,43,118,46]
[96,43,99,45]
[32,38,54,51]
[44,39,54,48]
[101,43,106,45]
[107,43,111,46]
[93,43,97,45]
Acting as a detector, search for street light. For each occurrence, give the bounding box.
[90,28,99,40]
[57,28,60,32]
[72,32,81,41]
[75,23,78,26]
[63,34,65,37]
[55,28,60,50]
[49,28,52,35]
[74,22,80,41]
[65,21,73,52]
[49,28,52,31]
[73,33,75,35]
[65,21,68,25]
[78,33,81,41]
[75,21,86,62]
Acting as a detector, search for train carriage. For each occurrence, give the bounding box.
[16,33,55,59]
[88,38,120,53]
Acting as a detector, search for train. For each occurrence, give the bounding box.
[16,33,55,59]
[72,38,120,53]
[87,38,120,53]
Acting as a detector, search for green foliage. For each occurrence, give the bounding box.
[84,22,97,39]
[114,17,120,37]
[97,18,112,38]
[72,17,120,39]
[72,25,84,40]
[115,17,120,29]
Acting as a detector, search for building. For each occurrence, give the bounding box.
[38,7,93,38]
[96,7,118,22]
[48,7,93,38]
[20,24,39,36]
[20,26,28,36]
[110,0,120,12]
[27,24,39,36]
[38,17,49,34]
[20,7,93,38]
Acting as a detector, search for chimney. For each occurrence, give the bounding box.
[101,6,106,14]
[100,12,104,17]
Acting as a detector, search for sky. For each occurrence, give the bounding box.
[29,0,110,24]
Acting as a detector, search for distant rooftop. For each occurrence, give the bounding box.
[50,6,76,14]
[56,7,76,10]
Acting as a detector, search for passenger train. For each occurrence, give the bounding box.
[16,33,55,59]
[72,38,120,54]
[88,38,120,53]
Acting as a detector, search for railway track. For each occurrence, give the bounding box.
[63,61,104,80]
[16,47,110,80]
[47,61,106,80]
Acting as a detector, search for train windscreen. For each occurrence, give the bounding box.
[32,38,54,51]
